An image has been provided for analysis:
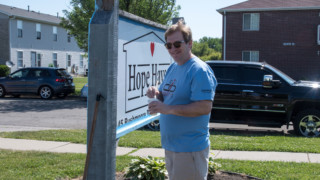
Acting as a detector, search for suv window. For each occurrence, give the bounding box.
[210,65,240,84]
[11,69,29,78]
[242,66,283,85]
[40,70,51,77]
[242,67,264,85]
[56,69,69,77]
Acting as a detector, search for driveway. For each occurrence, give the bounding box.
[0,96,87,131]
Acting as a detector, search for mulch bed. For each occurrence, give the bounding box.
[115,171,263,180]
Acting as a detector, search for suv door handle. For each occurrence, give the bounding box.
[242,90,254,93]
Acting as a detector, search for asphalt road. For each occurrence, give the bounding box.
[0,96,87,131]
[0,95,294,134]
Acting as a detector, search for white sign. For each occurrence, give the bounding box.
[117,31,172,126]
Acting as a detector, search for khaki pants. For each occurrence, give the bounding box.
[165,146,209,180]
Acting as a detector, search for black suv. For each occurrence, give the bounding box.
[206,61,320,137]
[0,67,75,99]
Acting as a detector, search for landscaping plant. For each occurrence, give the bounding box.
[124,156,167,180]
[208,155,221,175]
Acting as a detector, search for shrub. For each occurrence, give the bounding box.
[48,63,54,67]
[124,156,167,180]
[0,65,10,77]
[208,154,221,175]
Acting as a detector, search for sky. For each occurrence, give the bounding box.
[0,0,247,41]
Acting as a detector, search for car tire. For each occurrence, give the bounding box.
[293,109,320,137]
[147,120,160,131]
[39,86,53,99]
[0,85,5,98]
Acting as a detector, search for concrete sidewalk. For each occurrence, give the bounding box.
[1,137,320,163]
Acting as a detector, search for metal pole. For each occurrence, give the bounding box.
[86,0,118,179]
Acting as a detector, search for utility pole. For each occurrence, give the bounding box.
[86,0,119,179]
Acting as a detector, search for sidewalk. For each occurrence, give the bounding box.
[1,137,320,163]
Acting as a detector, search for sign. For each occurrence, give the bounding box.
[117,23,172,128]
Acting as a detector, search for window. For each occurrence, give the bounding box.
[242,51,259,62]
[243,13,260,31]
[40,70,51,77]
[36,23,41,39]
[67,54,71,67]
[11,69,29,78]
[80,55,84,68]
[242,67,282,85]
[37,54,42,67]
[53,26,57,41]
[67,33,71,43]
[209,65,240,84]
[242,67,265,85]
[17,51,23,68]
[17,20,23,38]
[53,53,58,67]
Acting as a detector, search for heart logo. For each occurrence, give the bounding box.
[150,42,155,57]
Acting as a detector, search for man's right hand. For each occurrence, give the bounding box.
[146,86,159,98]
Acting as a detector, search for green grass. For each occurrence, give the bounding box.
[0,149,319,180]
[0,150,86,180]
[0,129,87,144]
[72,77,88,96]
[119,130,320,153]
[209,130,320,153]
[0,149,132,180]
[1,129,320,153]
[215,159,320,180]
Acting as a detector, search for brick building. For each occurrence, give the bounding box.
[218,0,320,80]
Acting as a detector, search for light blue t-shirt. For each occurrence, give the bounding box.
[159,57,217,152]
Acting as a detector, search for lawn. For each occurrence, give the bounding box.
[0,149,319,180]
[72,77,88,96]
[1,129,320,153]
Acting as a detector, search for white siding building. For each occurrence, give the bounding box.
[0,4,88,75]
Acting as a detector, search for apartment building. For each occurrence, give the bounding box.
[218,0,320,80]
[0,4,87,75]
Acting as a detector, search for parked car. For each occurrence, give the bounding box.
[0,67,75,99]
[81,83,88,98]
[206,60,320,137]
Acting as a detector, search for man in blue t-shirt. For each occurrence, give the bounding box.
[147,20,217,180]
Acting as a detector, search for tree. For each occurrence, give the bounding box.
[192,37,222,61]
[119,0,180,25]
[60,0,180,52]
[198,36,222,53]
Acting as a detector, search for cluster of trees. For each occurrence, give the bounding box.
[60,0,180,52]
[192,37,222,61]
[61,0,222,61]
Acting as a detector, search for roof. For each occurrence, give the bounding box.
[119,10,167,30]
[217,0,320,13]
[0,4,61,25]
[0,3,167,29]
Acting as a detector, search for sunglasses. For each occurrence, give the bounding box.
[164,41,185,49]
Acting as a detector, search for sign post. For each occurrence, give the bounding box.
[86,0,118,179]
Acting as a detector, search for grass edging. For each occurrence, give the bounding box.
[1,129,319,153]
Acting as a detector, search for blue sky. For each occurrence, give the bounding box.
[0,0,247,40]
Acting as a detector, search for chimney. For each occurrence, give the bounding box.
[28,5,29,11]
[57,12,59,18]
